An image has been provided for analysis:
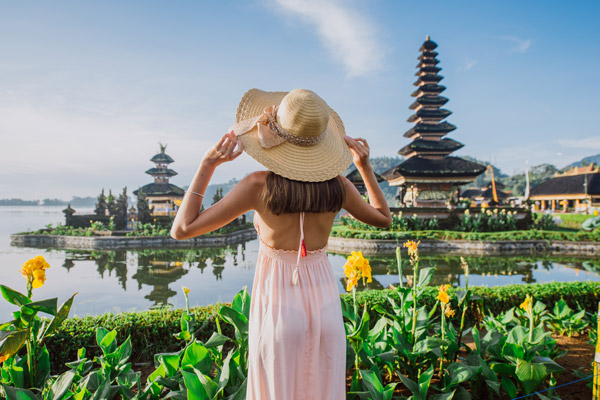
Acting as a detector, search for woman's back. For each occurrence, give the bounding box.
[254,210,337,251]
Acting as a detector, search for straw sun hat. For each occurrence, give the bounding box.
[231,88,353,182]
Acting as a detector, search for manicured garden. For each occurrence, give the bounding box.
[1,244,598,399]
[333,209,600,242]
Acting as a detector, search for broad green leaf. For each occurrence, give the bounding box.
[502,342,525,361]
[453,386,472,400]
[0,329,28,363]
[417,267,435,288]
[52,370,76,400]
[383,383,398,400]
[430,391,455,400]
[360,369,384,398]
[418,365,434,397]
[516,359,547,394]
[1,384,40,400]
[41,293,76,342]
[203,332,230,348]
[447,362,472,386]
[181,369,211,400]
[103,336,132,368]
[19,306,36,327]
[227,378,247,400]
[348,305,370,341]
[97,328,118,354]
[218,306,248,336]
[22,298,57,317]
[0,286,31,307]
[181,341,211,374]
[531,356,564,373]
[157,352,182,377]
[485,380,501,395]
[216,349,234,396]
[35,345,51,387]
[490,360,515,376]
[507,325,527,345]
[231,287,250,318]
[500,376,517,398]
[369,317,388,337]
[398,374,420,399]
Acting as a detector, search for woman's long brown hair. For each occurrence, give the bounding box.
[263,172,345,215]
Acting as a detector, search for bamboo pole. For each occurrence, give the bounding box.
[594,302,600,398]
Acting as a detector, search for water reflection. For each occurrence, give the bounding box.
[62,244,246,307]
[3,236,600,318]
[335,254,600,292]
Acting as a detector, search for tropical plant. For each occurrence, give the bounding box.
[0,256,76,395]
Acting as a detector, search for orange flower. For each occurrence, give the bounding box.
[437,284,450,305]
[444,307,455,318]
[403,240,420,264]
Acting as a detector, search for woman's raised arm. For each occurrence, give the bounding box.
[342,136,392,228]
[170,132,263,240]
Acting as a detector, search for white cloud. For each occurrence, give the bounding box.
[500,35,532,53]
[458,58,478,71]
[558,136,600,150]
[272,0,383,77]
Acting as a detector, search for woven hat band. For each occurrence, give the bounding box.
[270,118,327,147]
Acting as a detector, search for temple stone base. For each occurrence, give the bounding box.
[10,228,257,250]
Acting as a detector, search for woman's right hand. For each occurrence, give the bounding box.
[203,130,244,167]
[344,136,371,170]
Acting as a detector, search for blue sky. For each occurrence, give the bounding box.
[1,0,598,199]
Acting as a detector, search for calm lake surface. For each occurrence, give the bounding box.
[2,206,600,319]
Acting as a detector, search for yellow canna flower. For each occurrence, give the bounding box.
[20,255,51,292]
[444,306,455,318]
[32,268,47,288]
[182,286,190,295]
[403,240,420,264]
[343,251,371,291]
[346,273,359,292]
[519,294,533,314]
[437,284,450,305]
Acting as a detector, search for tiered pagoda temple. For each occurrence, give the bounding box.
[133,144,184,216]
[383,37,485,207]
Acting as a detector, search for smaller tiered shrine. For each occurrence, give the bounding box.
[383,36,485,207]
[134,144,184,216]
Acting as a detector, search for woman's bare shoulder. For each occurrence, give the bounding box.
[241,170,268,187]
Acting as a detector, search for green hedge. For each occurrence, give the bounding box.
[331,225,600,242]
[46,303,232,372]
[342,281,600,318]
[46,281,600,372]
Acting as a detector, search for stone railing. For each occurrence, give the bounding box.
[327,236,600,256]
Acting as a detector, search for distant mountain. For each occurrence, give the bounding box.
[0,198,39,206]
[499,164,558,197]
[563,154,600,170]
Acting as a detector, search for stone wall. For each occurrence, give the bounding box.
[327,236,600,256]
[10,228,257,250]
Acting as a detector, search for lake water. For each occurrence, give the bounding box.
[2,206,600,319]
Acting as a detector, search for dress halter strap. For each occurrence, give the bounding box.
[292,212,306,286]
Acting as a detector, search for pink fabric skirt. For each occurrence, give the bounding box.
[246,243,347,399]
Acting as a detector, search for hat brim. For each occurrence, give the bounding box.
[234,89,353,182]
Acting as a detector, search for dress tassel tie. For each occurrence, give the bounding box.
[292,213,306,286]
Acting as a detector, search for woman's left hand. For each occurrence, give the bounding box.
[203,130,244,167]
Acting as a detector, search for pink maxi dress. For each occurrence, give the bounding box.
[246,212,347,399]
